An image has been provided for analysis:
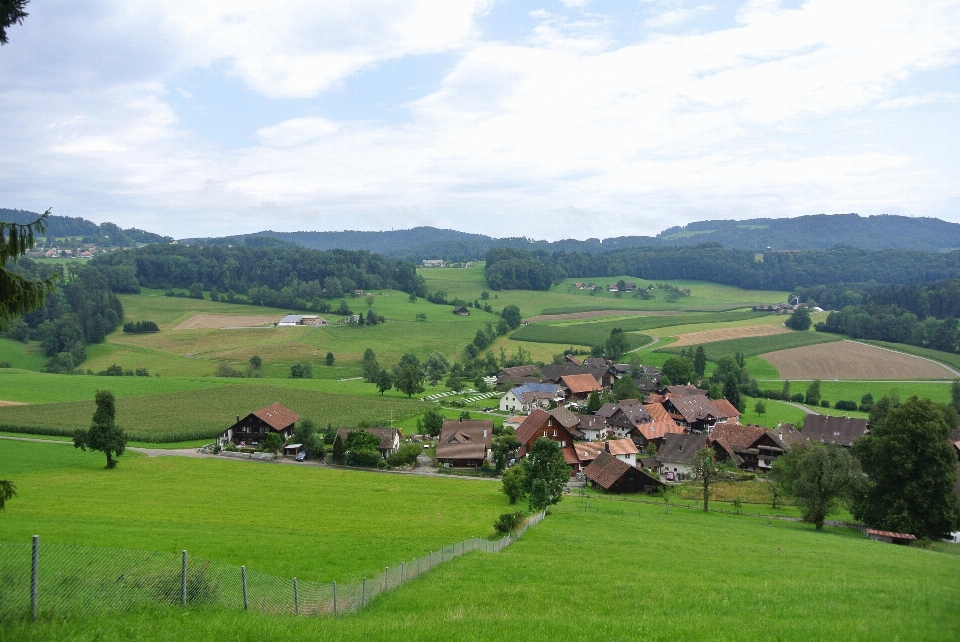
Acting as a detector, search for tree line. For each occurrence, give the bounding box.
[484,244,960,291]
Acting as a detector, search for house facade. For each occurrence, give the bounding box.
[217,402,300,447]
[435,419,493,468]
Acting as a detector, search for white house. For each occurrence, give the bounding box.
[499,383,561,413]
[578,415,608,441]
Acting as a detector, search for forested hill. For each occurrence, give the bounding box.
[0,208,172,246]
[190,213,960,260]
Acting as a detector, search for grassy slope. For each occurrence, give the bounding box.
[0,338,47,371]
[0,384,422,441]
[0,440,507,582]
[4,494,959,641]
[421,265,788,316]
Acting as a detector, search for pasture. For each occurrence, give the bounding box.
[762,340,956,381]
[3,488,959,641]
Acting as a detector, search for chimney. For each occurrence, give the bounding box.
[604,442,610,453]
[483,429,487,439]
[236,415,240,423]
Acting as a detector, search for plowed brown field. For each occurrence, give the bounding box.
[761,340,954,380]
[174,314,281,330]
[670,325,789,347]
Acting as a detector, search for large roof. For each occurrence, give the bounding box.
[595,403,620,418]
[436,420,493,461]
[669,394,721,423]
[765,424,807,450]
[663,385,708,397]
[801,415,869,447]
[562,374,602,394]
[710,424,767,461]
[515,383,561,395]
[604,438,640,456]
[635,420,686,442]
[643,403,673,423]
[583,452,663,490]
[540,364,606,384]
[657,433,708,464]
[613,402,653,426]
[497,365,540,378]
[516,409,551,446]
[250,403,300,431]
[711,398,742,419]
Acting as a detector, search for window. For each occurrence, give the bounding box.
[542,431,547,437]
[552,430,557,437]
[560,441,566,447]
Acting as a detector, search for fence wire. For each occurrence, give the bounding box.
[0,511,544,622]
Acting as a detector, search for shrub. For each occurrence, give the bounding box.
[386,442,422,467]
[215,363,244,378]
[123,320,160,334]
[820,400,831,408]
[345,448,381,467]
[493,511,526,535]
[834,400,858,411]
[791,393,805,403]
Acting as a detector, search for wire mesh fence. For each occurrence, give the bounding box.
[0,511,544,622]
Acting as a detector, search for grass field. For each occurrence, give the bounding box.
[657,329,841,361]
[0,384,422,442]
[0,440,507,582]
[512,310,769,348]
[3,488,958,641]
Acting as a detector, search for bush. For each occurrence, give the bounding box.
[386,442,422,467]
[493,511,526,535]
[820,399,831,408]
[791,393,805,403]
[345,448,381,467]
[290,363,313,379]
[215,363,244,378]
[834,400,858,411]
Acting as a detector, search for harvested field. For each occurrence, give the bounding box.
[173,314,280,330]
[670,324,789,347]
[0,400,27,406]
[761,340,955,380]
[524,310,677,323]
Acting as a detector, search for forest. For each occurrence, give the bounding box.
[484,244,960,291]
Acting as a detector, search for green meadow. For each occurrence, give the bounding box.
[2,454,958,641]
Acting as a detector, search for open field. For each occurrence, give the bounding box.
[173,314,284,330]
[763,340,956,380]
[657,329,840,362]
[0,440,507,582]
[0,384,421,442]
[421,265,788,316]
[512,310,768,348]
[670,324,789,347]
[860,340,960,374]
[4,490,959,641]
[524,310,679,322]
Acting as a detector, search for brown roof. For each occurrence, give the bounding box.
[335,427,400,451]
[710,424,767,461]
[711,398,742,419]
[595,403,620,418]
[657,433,708,465]
[516,409,551,446]
[583,452,663,490]
[635,420,686,442]
[644,393,666,404]
[801,415,869,447]
[867,529,917,540]
[251,403,301,431]
[561,374,602,394]
[562,447,580,466]
[548,406,581,429]
[497,365,540,378]
[663,385,708,397]
[613,402,653,426]
[765,424,807,450]
[540,364,606,384]
[604,438,639,456]
[643,403,673,423]
[669,395,720,424]
[436,420,493,461]
[582,358,609,368]
[574,441,604,463]
[579,415,607,432]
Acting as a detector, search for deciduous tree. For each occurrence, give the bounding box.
[376,369,393,396]
[772,442,863,529]
[501,464,526,505]
[522,438,569,511]
[73,390,127,469]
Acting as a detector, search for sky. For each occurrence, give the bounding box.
[1,0,959,241]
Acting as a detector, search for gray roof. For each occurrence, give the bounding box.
[657,433,708,465]
[516,383,561,395]
[801,415,869,447]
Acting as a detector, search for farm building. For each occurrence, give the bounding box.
[867,529,917,546]
[335,428,401,459]
[656,433,708,476]
[583,452,665,493]
[421,259,445,267]
[516,409,580,458]
[499,383,561,413]
[801,415,869,448]
[218,402,300,447]
[435,419,494,468]
[560,373,602,403]
[452,305,470,316]
[276,315,326,326]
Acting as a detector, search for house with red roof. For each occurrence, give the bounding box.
[560,373,603,402]
[218,402,300,447]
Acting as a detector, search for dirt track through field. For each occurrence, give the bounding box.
[0,400,27,406]
[761,340,955,380]
[524,310,679,323]
[670,325,789,347]
[174,314,282,330]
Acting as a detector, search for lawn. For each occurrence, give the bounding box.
[3,492,958,641]
[421,265,788,316]
[0,383,422,442]
[0,338,47,371]
[0,440,508,583]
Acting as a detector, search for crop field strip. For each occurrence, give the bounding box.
[762,340,956,381]
[511,309,769,347]
[668,324,790,347]
[656,329,840,360]
[0,384,421,442]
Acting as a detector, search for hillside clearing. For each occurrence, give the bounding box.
[762,340,956,380]
[670,324,790,347]
[173,314,283,330]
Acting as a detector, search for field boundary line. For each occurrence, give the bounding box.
[848,340,960,378]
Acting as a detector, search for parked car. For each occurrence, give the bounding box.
[665,471,675,482]
[295,451,308,462]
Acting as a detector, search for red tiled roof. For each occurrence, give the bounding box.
[562,447,580,466]
[635,420,686,442]
[644,393,666,404]
[643,403,672,423]
[604,438,639,456]
[574,442,604,463]
[561,374,602,394]
[251,403,300,431]
[516,409,551,446]
[711,398,742,419]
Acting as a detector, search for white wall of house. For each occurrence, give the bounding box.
[580,427,607,441]
[660,461,695,475]
[615,453,637,467]
[500,391,526,412]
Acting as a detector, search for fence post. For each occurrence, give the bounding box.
[181,550,188,608]
[417,556,421,576]
[293,578,299,615]
[31,535,38,622]
[361,577,366,608]
[400,562,404,585]
[333,581,337,616]
[441,547,444,563]
[384,567,388,591]
[241,566,248,610]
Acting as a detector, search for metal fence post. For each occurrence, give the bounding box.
[181,550,188,608]
[384,567,388,591]
[361,577,366,608]
[293,578,299,615]
[241,566,248,610]
[333,581,337,616]
[31,535,38,621]
[400,562,404,585]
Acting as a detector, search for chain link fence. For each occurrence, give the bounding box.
[0,511,544,622]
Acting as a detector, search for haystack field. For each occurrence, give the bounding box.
[173,314,281,330]
[670,324,789,347]
[761,340,955,380]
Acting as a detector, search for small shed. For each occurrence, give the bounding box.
[583,452,665,494]
[867,529,917,546]
[453,305,470,316]
[283,443,304,457]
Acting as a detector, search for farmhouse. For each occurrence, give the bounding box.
[606,400,654,440]
[276,314,326,326]
[495,365,541,386]
[664,394,725,433]
[421,259,446,267]
[540,364,613,388]
[499,383,561,413]
[656,433,708,476]
[709,424,768,470]
[801,415,869,448]
[452,305,470,316]
[436,419,493,468]
[578,415,609,441]
[583,452,664,493]
[335,428,402,459]
[218,402,300,447]
[560,373,602,403]
[516,409,580,458]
